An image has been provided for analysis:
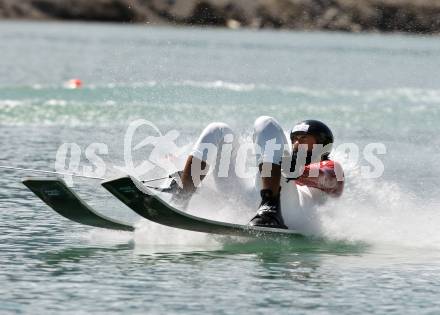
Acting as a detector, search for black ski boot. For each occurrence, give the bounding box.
[248,189,288,229]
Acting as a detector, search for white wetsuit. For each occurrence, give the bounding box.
[189,116,339,230]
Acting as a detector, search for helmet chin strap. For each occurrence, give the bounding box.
[288,150,324,180]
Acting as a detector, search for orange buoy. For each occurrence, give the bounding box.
[65,78,83,89]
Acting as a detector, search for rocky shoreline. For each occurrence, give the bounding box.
[1,0,440,34]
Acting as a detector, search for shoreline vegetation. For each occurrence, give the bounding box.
[1,0,440,34]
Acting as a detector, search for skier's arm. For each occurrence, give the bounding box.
[295,160,344,197]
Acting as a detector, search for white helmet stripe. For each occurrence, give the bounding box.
[291,122,310,133]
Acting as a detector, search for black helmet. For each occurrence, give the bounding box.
[290,119,334,159]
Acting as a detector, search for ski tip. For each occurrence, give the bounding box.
[101,175,130,184]
[100,175,138,199]
[101,175,132,189]
[101,175,149,194]
[22,176,65,186]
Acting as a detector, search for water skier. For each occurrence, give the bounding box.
[162,116,344,230]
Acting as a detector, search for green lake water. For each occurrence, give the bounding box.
[1,21,440,314]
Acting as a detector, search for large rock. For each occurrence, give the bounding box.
[0,0,440,34]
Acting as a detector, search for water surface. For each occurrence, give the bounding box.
[1,21,440,314]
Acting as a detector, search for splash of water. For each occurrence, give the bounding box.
[316,165,440,249]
